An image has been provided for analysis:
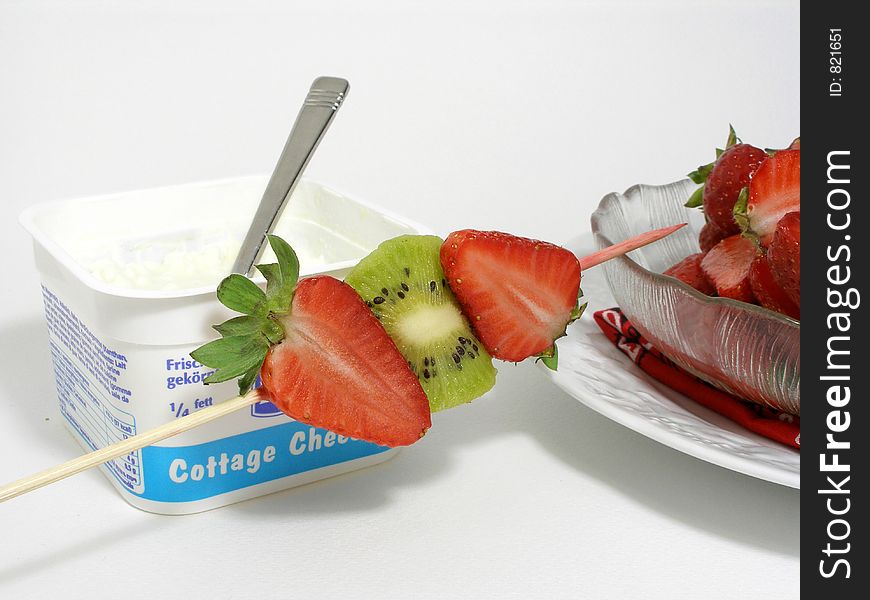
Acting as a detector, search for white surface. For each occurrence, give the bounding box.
[0,1,799,599]
[544,234,800,488]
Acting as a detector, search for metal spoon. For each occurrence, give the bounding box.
[231,76,349,275]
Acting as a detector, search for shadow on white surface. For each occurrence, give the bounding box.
[225,361,798,558]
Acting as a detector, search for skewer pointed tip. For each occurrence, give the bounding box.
[578,223,687,271]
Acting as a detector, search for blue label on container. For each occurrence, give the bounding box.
[136,422,389,502]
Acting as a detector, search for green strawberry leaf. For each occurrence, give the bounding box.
[732,186,750,232]
[217,274,267,315]
[213,315,268,338]
[260,235,299,313]
[262,318,285,344]
[684,185,705,208]
[733,186,764,250]
[237,364,262,395]
[568,299,588,325]
[725,124,738,148]
[268,234,300,288]
[257,261,293,314]
[687,162,714,185]
[256,262,284,296]
[537,344,559,371]
[192,334,268,373]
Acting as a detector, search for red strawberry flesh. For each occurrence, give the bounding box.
[261,276,431,447]
[441,230,581,362]
[766,211,800,306]
[700,235,757,303]
[663,253,716,295]
[749,254,800,320]
[743,149,801,246]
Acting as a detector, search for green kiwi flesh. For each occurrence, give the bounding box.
[345,235,497,412]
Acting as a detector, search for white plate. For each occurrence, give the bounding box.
[540,234,800,489]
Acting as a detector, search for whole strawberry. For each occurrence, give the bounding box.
[698,220,729,253]
[766,211,800,307]
[686,126,767,237]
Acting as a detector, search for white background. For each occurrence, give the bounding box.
[0,1,799,598]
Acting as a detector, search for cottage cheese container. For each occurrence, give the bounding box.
[20,176,429,514]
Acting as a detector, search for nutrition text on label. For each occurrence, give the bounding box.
[42,286,132,403]
[42,286,142,492]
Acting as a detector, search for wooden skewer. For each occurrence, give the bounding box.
[0,223,685,505]
[0,390,263,504]
[578,222,686,271]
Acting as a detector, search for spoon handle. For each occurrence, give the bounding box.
[232,76,349,275]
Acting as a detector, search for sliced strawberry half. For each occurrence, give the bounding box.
[263,276,431,447]
[192,235,431,448]
[440,230,582,362]
[663,253,716,295]
[767,211,800,307]
[734,149,800,246]
[749,253,800,320]
[700,235,757,303]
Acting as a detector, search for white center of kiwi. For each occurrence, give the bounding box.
[395,302,465,347]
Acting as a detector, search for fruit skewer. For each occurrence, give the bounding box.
[0,223,684,505]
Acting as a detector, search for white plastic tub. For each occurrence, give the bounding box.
[20,176,429,514]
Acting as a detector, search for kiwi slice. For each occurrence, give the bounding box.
[345,235,497,411]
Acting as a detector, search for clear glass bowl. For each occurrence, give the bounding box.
[591,179,800,416]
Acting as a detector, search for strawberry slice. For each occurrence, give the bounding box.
[663,253,716,295]
[734,149,800,246]
[440,230,582,362]
[767,211,800,307]
[749,253,800,320]
[700,235,757,303]
[262,276,431,447]
[192,235,431,447]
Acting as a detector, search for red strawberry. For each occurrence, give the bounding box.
[262,276,431,446]
[699,220,729,253]
[192,235,431,448]
[440,230,581,362]
[663,253,716,295]
[700,235,757,303]
[700,143,768,235]
[766,211,800,307]
[788,137,800,149]
[749,253,800,320]
[734,149,800,246]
